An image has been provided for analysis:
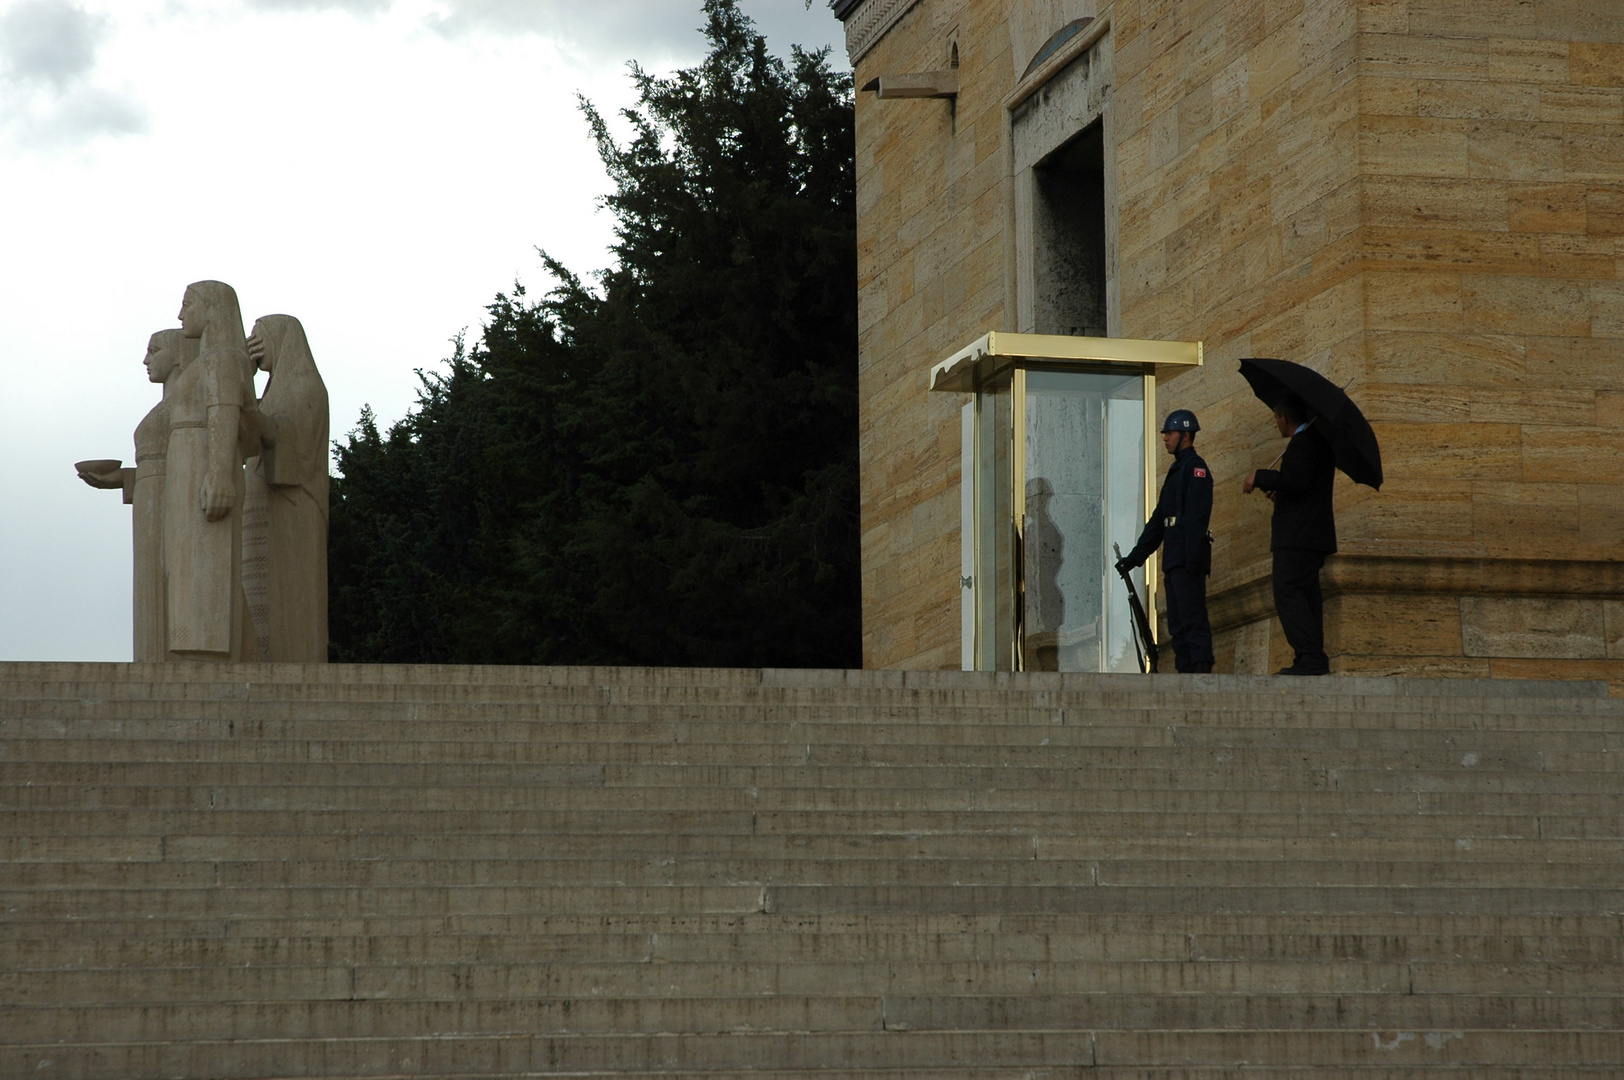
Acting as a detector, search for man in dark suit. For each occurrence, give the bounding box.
[1243,394,1336,676]
[1116,409,1214,674]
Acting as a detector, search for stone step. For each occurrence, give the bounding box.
[9,1068,1624,1080]
[3,775,1617,809]
[2,724,1617,759]
[3,855,1619,889]
[4,922,1618,966]
[3,993,1622,1044]
[4,776,1618,815]
[4,884,1617,921]
[4,712,1602,757]
[9,958,1624,1003]
[883,993,1624,1030]
[3,669,1611,711]
[4,831,1620,863]
[6,694,1619,726]
[0,740,1599,785]
[617,1072,1624,1080]
[2,771,1614,816]
[6,711,1617,747]
[4,663,1619,1076]
[0,659,1603,694]
[0,831,1043,863]
[7,807,1616,838]
[6,747,1617,779]
[760,883,1624,916]
[4,678,1614,713]
[4,909,1611,943]
[1,1028,1620,1077]
[6,756,1611,799]
[6,753,1617,795]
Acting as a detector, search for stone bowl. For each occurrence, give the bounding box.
[75,459,122,475]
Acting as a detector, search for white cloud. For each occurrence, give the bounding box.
[234,0,844,68]
[418,1,847,78]
[10,83,147,145]
[244,0,389,11]
[0,0,148,146]
[424,1,702,48]
[0,0,106,87]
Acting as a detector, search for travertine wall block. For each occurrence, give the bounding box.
[1461,597,1607,659]
[1328,593,1463,656]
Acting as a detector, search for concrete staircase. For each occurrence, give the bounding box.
[1,662,1620,1078]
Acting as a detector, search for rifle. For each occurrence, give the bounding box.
[1113,543,1159,674]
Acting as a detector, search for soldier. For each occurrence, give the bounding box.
[1115,409,1214,674]
[1243,393,1336,676]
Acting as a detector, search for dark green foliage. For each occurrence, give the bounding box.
[329,0,859,667]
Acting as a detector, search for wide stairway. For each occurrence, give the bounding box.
[1,662,1620,1078]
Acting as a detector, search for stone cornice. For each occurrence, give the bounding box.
[836,0,925,66]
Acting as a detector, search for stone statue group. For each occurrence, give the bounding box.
[77,280,329,663]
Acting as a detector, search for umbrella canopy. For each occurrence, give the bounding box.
[1239,357,1383,489]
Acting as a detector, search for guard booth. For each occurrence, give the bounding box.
[931,332,1204,672]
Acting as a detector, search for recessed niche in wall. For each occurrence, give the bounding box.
[1031,118,1106,338]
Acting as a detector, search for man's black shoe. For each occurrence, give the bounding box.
[1186,663,1213,674]
[1274,665,1329,676]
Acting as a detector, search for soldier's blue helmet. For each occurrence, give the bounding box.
[1161,409,1200,434]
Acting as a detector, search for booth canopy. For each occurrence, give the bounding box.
[930,331,1203,393]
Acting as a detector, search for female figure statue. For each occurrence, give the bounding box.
[243,314,329,662]
[77,329,199,660]
[164,280,257,659]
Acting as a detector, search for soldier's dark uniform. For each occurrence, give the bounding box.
[1119,416,1215,673]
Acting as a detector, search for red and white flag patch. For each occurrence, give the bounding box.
[1193,467,1207,478]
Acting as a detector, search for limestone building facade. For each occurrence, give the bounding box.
[835,0,1624,678]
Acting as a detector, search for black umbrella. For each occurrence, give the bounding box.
[1239,357,1383,489]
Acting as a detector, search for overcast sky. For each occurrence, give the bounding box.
[0,0,846,661]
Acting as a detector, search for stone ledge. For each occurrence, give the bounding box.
[0,661,1609,698]
[1209,554,1624,634]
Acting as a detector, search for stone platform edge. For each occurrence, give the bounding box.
[0,662,1609,699]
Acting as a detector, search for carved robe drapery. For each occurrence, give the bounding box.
[163,337,254,658]
[130,400,170,661]
[243,314,329,662]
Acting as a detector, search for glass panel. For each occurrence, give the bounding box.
[1022,367,1145,673]
[974,375,1015,670]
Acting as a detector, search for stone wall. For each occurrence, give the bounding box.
[852,0,1003,668]
[847,0,1624,677]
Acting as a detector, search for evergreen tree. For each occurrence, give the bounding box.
[329,0,859,667]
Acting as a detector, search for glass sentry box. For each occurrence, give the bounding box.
[931,332,1203,673]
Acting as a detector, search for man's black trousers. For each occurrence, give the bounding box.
[1272,547,1329,672]
[1163,565,1214,673]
